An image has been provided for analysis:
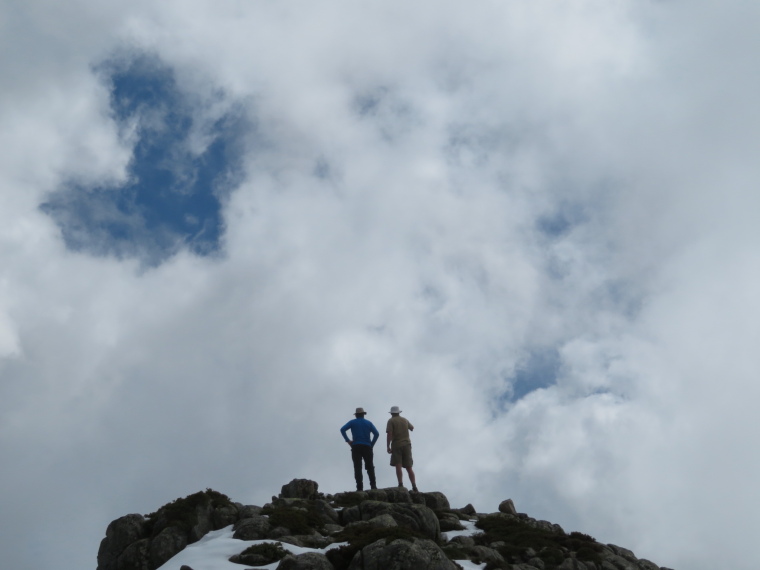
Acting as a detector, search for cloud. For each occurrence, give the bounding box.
[1,1,759,569]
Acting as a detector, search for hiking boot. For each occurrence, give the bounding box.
[412,486,419,492]
[370,485,377,490]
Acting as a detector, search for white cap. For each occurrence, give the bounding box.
[389,406,401,414]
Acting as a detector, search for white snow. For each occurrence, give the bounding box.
[155,517,482,570]
[155,526,346,570]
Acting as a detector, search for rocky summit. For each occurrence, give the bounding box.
[97,479,673,570]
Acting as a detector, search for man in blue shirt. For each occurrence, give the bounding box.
[340,407,380,491]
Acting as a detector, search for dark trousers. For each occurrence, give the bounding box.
[351,444,376,491]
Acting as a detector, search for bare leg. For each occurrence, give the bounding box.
[395,464,404,485]
[406,467,417,491]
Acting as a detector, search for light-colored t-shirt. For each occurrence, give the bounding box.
[386,415,414,448]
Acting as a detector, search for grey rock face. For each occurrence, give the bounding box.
[281,479,319,500]
[97,481,671,570]
[341,500,440,541]
[148,527,187,569]
[116,538,150,570]
[188,501,214,542]
[277,552,336,570]
[97,514,147,570]
[348,537,458,570]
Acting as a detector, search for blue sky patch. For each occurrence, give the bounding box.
[41,53,247,266]
[506,347,561,402]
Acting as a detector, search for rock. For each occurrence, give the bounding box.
[456,503,477,516]
[278,534,335,549]
[148,526,187,569]
[471,545,505,565]
[322,523,343,535]
[179,566,195,570]
[377,486,413,503]
[341,500,441,541]
[281,479,319,500]
[527,557,547,569]
[438,512,464,531]
[238,504,263,519]
[230,542,292,566]
[499,499,517,514]
[212,504,239,529]
[599,547,643,570]
[232,515,271,540]
[638,559,661,570]
[367,513,398,528]
[449,535,475,548]
[97,514,147,570]
[116,538,150,570]
[277,552,336,570]
[418,491,450,511]
[269,526,292,539]
[312,499,340,525]
[332,491,369,507]
[347,537,458,570]
[608,545,637,562]
[558,558,590,569]
[599,556,638,570]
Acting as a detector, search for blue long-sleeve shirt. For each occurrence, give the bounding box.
[340,417,380,447]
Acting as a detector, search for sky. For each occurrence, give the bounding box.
[1,1,759,569]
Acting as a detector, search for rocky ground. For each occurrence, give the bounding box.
[97,479,673,570]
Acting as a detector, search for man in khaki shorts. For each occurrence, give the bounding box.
[386,406,418,492]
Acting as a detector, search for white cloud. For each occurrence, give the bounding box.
[1,1,759,569]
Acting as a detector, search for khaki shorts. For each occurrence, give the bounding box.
[390,443,413,468]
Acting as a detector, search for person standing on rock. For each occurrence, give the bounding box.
[340,407,380,491]
[386,406,418,492]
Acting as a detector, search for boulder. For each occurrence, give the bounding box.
[375,486,412,503]
[456,503,477,516]
[438,512,465,531]
[449,535,475,548]
[418,492,450,511]
[281,479,319,500]
[499,499,517,514]
[116,538,150,570]
[148,527,187,569]
[472,545,505,565]
[97,514,147,570]
[341,501,440,541]
[558,558,591,569]
[347,537,458,570]
[230,542,292,566]
[212,504,239,529]
[238,504,263,519]
[278,534,335,549]
[277,552,336,570]
[232,515,271,540]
